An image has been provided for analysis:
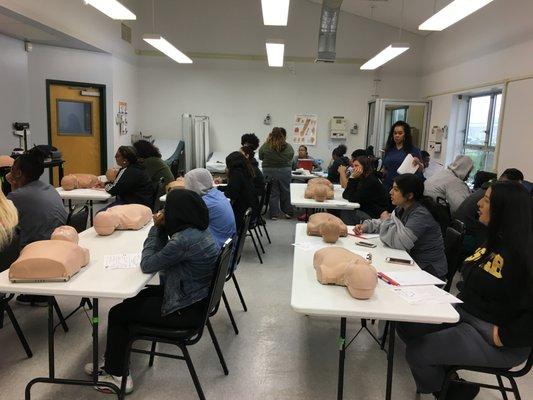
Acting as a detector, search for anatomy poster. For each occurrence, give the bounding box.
[293,114,317,145]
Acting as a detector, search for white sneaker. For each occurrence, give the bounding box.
[84,360,105,376]
[94,371,134,395]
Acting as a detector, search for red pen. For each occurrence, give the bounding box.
[377,272,400,286]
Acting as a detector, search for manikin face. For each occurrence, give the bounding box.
[477,186,491,226]
[115,151,128,167]
[390,182,411,207]
[298,146,308,158]
[393,126,405,146]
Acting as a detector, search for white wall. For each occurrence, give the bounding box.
[112,55,139,148]
[137,57,420,163]
[0,33,29,154]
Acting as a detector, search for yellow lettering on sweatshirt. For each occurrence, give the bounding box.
[465,247,503,279]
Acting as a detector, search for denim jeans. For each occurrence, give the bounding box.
[262,167,293,218]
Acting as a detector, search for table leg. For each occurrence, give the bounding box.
[337,317,347,400]
[58,163,64,182]
[49,166,54,186]
[48,297,55,378]
[89,200,94,226]
[92,298,99,384]
[68,199,72,212]
[385,321,396,400]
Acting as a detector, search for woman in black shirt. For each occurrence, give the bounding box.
[327,145,349,184]
[398,181,533,399]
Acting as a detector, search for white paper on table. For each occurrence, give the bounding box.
[104,253,141,269]
[390,285,463,305]
[358,233,380,239]
[397,154,419,175]
[381,270,445,286]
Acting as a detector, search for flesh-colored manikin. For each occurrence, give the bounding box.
[313,247,378,300]
[93,204,152,236]
[51,225,79,244]
[0,155,14,168]
[307,213,347,243]
[60,174,99,190]
[304,178,334,202]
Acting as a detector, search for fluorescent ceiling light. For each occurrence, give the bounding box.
[360,44,409,70]
[266,42,284,67]
[261,0,290,26]
[143,34,193,64]
[419,0,494,31]
[84,0,136,20]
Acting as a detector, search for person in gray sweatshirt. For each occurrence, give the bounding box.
[424,155,474,214]
[354,173,447,279]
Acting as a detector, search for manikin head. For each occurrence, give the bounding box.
[61,175,78,190]
[307,213,347,243]
[51,226,79,244]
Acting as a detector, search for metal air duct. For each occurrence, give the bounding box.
[316,0,343,63]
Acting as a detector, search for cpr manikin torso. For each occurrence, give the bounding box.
[0,155,14,168]
[307,212,347,243]
[9,225,90,282]
[304,178,334,202]
[93,204,152,236]
[166,177,185,193]
[60,174,99,190]
[313,247,378,300]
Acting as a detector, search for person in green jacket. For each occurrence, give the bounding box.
[133,140,174,196]
[259,127,294,219]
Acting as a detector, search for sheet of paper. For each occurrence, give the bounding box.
[390,285,463,305]
[104,253,141,270]
[381,270,445,286]
[397,153,419,175]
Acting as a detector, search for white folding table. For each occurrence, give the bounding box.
[56,187,112,225]
[291,223,459,400]
[290,183,360,211]
[0,223,154,398]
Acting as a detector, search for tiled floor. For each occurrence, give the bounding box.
[0,218,531,399]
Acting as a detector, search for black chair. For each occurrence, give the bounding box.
[152,177,165,212]
[439,348,533,400]
[119,238,234,400]
[261,178,273,218]
[256,179,272,244]
[221,208,253,335]
[0,232,32,358]
[443,220,465,292]
[435,196,452,235]
[66,205,89,233]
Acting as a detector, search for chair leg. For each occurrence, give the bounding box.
[81,297,93,310]
[496,375,509,400]
[206,320,229,375]
[256,223,264,236]
[148,340,157,367]
[222,291,239,335]
[253,227,265,254]
[261,219,271,244]
[5,303,33,358]
[181,345,206,400]
[52,297,69,333]
[248,231,263,264]
[232,274,248,312]
[508,377,521,400]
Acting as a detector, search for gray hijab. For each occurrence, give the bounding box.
[184,168,214,195]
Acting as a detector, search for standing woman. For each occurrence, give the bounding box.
[133,140,174,196]
[223,151,259,230]
[381,121,424,192]
[102,146,154,208]
[259,127,294,220]
[398,181,533,399]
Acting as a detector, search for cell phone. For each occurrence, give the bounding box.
[355,241,377,248]
[385,257,414,265]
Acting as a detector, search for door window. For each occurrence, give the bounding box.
[57,100,92,135]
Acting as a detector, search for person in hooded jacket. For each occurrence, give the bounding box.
[84,189,219,394]
[423,155,474,214]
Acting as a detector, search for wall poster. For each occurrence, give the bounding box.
[293,114,317,145]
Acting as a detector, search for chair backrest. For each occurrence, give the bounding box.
[152,177,165,211]
[0,230,20,273]
[435,196,452,234]
[67,205,89,233]
[261,179,273,216]
[231,208,253,271]
[444,220,465,292]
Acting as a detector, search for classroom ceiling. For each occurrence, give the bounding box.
[307,0,454,36]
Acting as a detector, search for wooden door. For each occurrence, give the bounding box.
[48,84,102,186]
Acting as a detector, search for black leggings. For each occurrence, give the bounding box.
[104,286,206,376]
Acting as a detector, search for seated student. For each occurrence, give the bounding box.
[398,181,533,400]
[338,156,388,224]
[184,168,237,249]
[424,155,474,214]
[327,145,350,184]
[101,146,154,208]
[292,145,321,171]
[133,140,174,196]
[454,168,524,255]
[345,149,368,178]
[85,189,219,394]
[354,173,447,278]
[240,145,265,196]
[6,148,68,306]
[221,151,259,230]
[0,190,18,267]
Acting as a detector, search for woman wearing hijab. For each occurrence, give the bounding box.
[185,168,237,249]
[85,189,219,394]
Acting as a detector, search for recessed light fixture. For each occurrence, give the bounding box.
[266,42,285,67]
[261,0,290,26]
[143,34,193,64]
[84,0,136,20]
[360,43,409,70]
[419,0,494,31]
